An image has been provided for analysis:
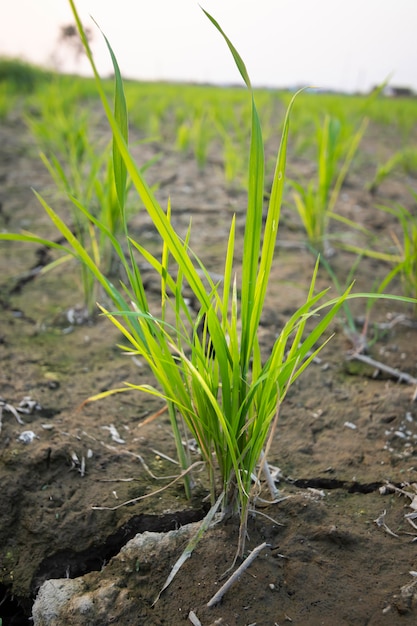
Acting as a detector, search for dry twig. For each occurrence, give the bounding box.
[207,542,269,607]
[373,510,399,538]
[347,352,417,385]
[347,352,417,400]
[92,461,203,511]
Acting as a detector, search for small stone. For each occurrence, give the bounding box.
[18,430,38,444]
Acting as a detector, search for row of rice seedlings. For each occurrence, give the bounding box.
[126,86,417,155]
[125,79,417,196]
[126,79,282,183]
[284,89,417,134]
[365,96,417,143]
[362,85,417,193]
[286,91,417,314]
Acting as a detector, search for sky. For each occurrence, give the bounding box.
[1,0,416,94]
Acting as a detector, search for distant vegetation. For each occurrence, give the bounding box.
[0,57,52,92]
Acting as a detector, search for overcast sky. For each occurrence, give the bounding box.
[1,0,416,93]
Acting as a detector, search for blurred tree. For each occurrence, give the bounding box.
[50,23,93,71]
[59,24,93,62]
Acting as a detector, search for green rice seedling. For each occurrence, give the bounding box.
[175,121,192,153]
[290,114,368,255]
[211,100,252,187]
[368,147,417,194]
[4,107,109,316]
[20,79,153,316]
[189,110,212,169]
[368,151,404,194]
[318,252,385,354]
[27,81,103,198]
[222,134,245,184]
[344,195,417,317]
[27,98,118,317]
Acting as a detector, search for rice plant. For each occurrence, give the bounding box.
[344,195,417,317]
[368,147,417,194]
[2,1,414,559]
[35,1,353,554]
[393,202,417,309]
[3,78,157,318]
[290,114,368,255]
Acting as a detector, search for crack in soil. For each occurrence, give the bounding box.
[1,508,208,625]
[31,507,208,594]
[5,478,393,625]
[290,476,387,493]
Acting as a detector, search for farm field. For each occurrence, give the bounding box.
[1,58,417,625]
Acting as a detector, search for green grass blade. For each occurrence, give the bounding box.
[94,20,128,211]
[200,10,252,89]
[201,9,265,372]
[0,232,70,253]
[250,90,302,344]
[32,190,126,311]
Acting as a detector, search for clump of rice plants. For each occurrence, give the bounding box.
[2,1,415,560]
[50,1,355,554]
